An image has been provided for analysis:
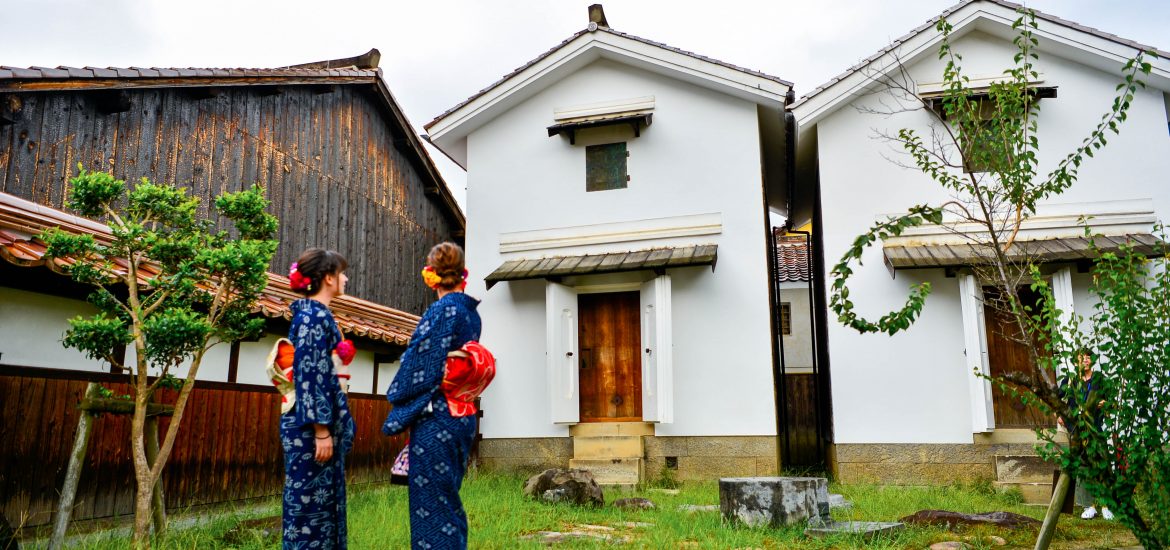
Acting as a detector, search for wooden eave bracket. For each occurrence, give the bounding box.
[924,86,1058,119]
[547,113,652,145]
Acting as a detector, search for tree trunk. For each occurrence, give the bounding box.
[145,416,166,537]
[48,383,100,550]
[1034,470,1071,550]
[130,392,154,548]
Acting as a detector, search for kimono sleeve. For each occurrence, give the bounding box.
[290,311,336,428]
[386,301,461,406]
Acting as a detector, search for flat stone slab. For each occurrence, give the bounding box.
[648,488,680,495]
[805,520,905,540]
[900,510,1041,530]
[679,504,720,513]
[828,493,853,510]
[719,476,830,528]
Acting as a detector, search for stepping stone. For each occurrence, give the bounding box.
[613,497,655,509]
[804,520,905,540]
[929,542,970,550]
[679,504,720,513]
[828,493,853,510]
[900,510,1040,530]
[648,488,680,495]
[719,477,830,528]
[521,529,629,544]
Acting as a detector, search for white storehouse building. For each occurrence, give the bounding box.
[790,0,1170,499]
[426,6,797,483]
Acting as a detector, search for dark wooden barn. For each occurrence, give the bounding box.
[0,49,464,314]
[0,51,463,531]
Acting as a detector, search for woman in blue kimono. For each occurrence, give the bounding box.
[383,242,481,549]
[283,248,357,549]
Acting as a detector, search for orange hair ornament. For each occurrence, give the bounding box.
[421,266,443,289]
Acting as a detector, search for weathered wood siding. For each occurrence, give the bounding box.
[0,365,405,527]
[782,373,820,467]
[0,85,459,314]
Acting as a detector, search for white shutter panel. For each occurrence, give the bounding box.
[640,275,673,423]
[960,274,994,432]
[546,282,579,424]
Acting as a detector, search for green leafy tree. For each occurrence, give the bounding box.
[42,166,278,547]
[1025,236,1170,548]
[826,9,1163,548]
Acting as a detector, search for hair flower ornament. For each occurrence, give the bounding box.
[421,266,443,289]
[289,262,312,291]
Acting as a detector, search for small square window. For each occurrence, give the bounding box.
[780,303,792,336]
[586,142,628,192]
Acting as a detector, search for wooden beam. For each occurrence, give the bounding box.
[79,398,174,416]
[227,341,241,383]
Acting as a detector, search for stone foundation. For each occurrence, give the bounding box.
[476,435,778,481]
[645,436,778,481]
[477,438,573,474]
[833,439,1050,485]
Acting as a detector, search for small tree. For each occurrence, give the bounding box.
[826,9,1163,548]
[42,166,278,547]
[1027,235,1170,548]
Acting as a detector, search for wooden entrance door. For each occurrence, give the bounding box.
[578,291,642,422]
[983,286,1054,428]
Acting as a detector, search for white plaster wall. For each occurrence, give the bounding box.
[813,30,1170,444]
[124,335,232,381]
[465,58,777,438]
[779,286,814,372]
[0,287,108,372]
[236,334,283,386]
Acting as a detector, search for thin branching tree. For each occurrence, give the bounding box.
[42,166,278,547]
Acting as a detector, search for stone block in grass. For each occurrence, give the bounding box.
[718,476,830,528]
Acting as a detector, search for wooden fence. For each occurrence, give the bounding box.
[0,365,405,528]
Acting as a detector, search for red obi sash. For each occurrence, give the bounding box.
[441,341,496,417]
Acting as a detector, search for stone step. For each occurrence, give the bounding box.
[994,481,1053,505]
[569,422,655,437]
[573,435,644,460]
[995,455,1057,483]
[569,458,643,486]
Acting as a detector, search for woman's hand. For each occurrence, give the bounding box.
[314,424,334,463]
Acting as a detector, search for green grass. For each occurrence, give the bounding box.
[47,472,1137,549]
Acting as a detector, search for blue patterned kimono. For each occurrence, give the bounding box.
[282,298,356,550]
[384,292,482,550]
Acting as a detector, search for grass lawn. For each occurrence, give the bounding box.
[56,472,1136,549]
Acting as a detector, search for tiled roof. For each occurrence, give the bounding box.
[485,245,718,289]
[426,25,791,130]
[0,65,380,84]
[0,192,418,345]
[774,234,810,283]
[791,0,1169,109]
[884,234,1165,269]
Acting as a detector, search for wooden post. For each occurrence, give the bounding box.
[145,416,166,537]
[48,383,101,550]
[1034,471,1071,550]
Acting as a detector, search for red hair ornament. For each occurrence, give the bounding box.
[289,262,312,292]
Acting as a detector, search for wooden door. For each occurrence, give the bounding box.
[578,292,642,422]
[983,286,1054,428]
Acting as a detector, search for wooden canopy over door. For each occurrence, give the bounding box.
[578,292,642,422]
[983,286,1055,429]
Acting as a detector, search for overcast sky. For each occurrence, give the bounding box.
[3,0,1167,206]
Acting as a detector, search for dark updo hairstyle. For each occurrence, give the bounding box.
[426,242,465,291]
[293,248,348,296]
